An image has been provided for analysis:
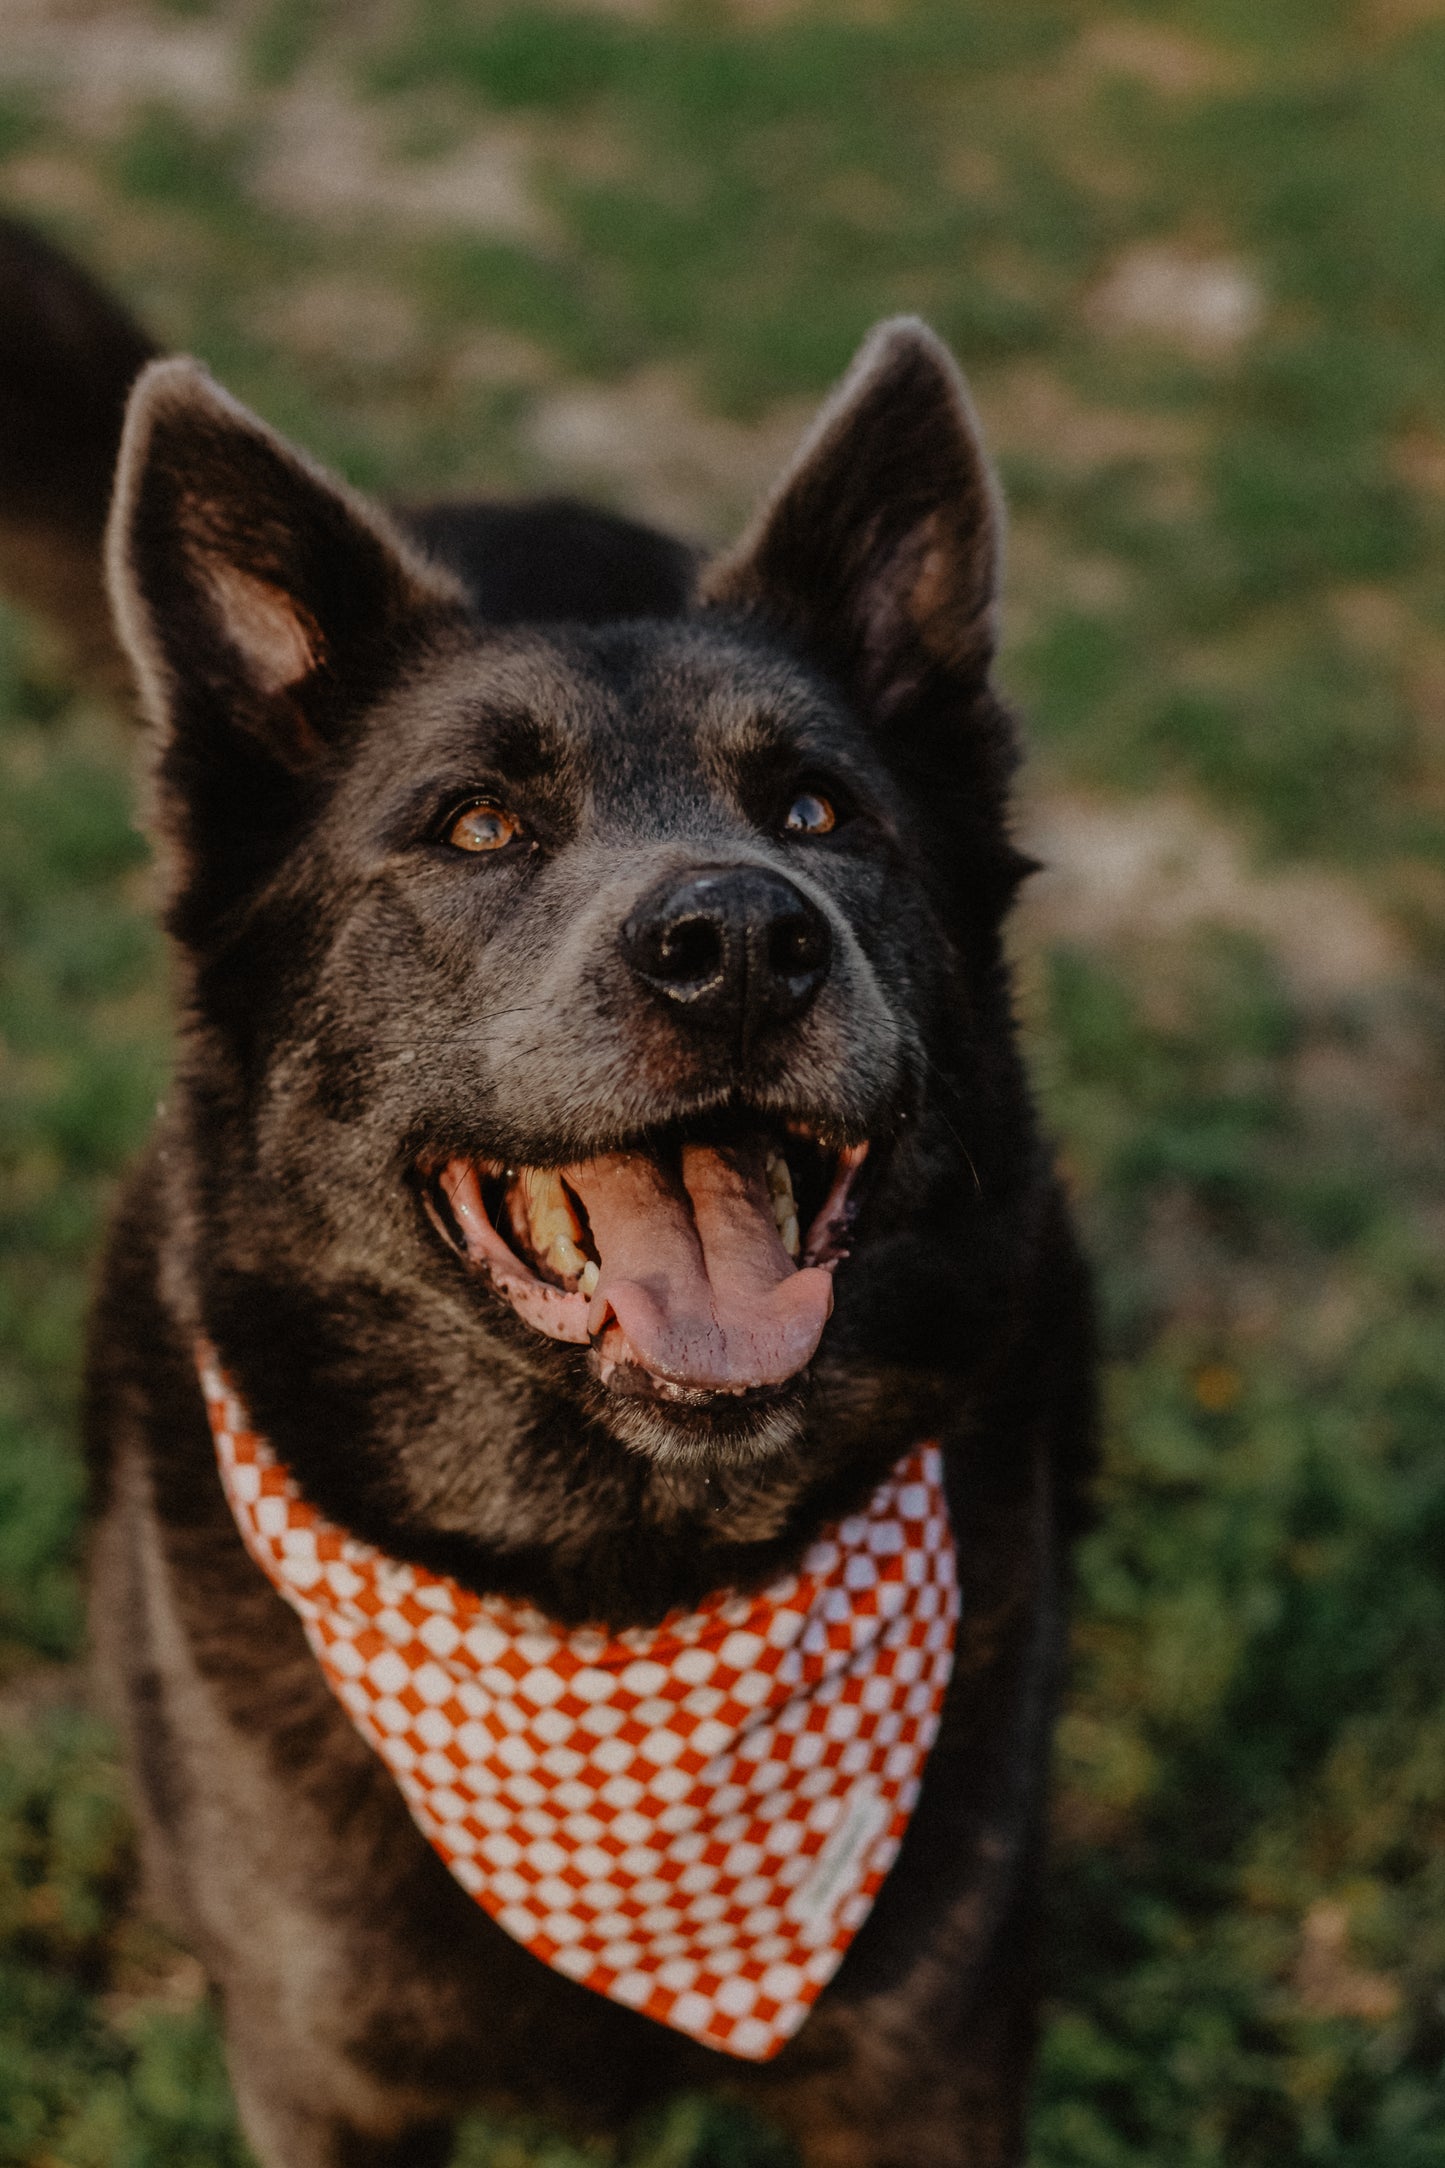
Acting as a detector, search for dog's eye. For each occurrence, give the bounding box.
[783,791,836,837]
[445,799,524,853]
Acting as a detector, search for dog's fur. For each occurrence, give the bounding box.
[0,221,1094,2168]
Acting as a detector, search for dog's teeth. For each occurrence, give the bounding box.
[766,1149,801,1259]
[514,1169,594,1288]
[550,1232,590,1279]
[579,1259,600,1298]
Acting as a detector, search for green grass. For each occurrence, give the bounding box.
[2,0,1444,2160]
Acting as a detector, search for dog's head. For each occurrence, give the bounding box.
[107,324,1045,1610]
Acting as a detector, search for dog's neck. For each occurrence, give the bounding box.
[152,1056,1029,1631]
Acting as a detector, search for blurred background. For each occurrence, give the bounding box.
[1,1,1443,2161]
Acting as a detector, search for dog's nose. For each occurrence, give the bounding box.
[621,867,832,1046]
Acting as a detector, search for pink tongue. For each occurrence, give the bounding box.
[563,1144,833,1391]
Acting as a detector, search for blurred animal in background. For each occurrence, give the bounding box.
[0,218,1093,2168]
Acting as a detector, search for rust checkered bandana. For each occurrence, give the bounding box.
[199,1348,958,2061]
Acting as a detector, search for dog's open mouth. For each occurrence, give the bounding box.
[424,1131,867,1404]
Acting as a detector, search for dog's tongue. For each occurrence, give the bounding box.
[565,1143,833,1391]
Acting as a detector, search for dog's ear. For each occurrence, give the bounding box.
[109,357,465,767]
[702,319,1001,721]
[107,358,466,935]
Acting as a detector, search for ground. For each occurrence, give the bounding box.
[1,2,1443,2163]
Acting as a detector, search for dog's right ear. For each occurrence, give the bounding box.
[107,358,466,935]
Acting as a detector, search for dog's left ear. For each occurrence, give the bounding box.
[702,319,1001,721]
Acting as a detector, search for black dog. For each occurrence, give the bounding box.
[0,222,1093,2168]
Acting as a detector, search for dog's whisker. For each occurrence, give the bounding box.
[911,1046,986,1197]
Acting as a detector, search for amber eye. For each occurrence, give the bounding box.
[445,799,523,853]
[783,790,836,836]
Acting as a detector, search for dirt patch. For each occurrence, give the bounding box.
[0,3,242,128]
[0,8,554,242]
[982,361,1201,474]
[1328,584,1415,656]
[1002,519,1135,646]
[1017,790,1403,1000]
[1368,0,1445,32]
[258,79,552,242]
[0,147,117,222]
[527,366,812,538]
[1293,1901,1401,2022]
[1076,19,1244,96]
[446,325,557,393]
[1394,425,1445,499]
[1086,245,1265,357]
[254,274,426,372]
[0,1660,81,1731]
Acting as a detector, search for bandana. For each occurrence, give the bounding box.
[199,1349,958,2061]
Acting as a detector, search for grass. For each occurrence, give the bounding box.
[1,0,1444,2160]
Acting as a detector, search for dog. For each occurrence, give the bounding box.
[0,220,1094,2168]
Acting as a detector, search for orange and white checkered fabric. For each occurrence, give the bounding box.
[198,1348,958,2061]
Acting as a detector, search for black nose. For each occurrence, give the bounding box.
[621,866,832,1049]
